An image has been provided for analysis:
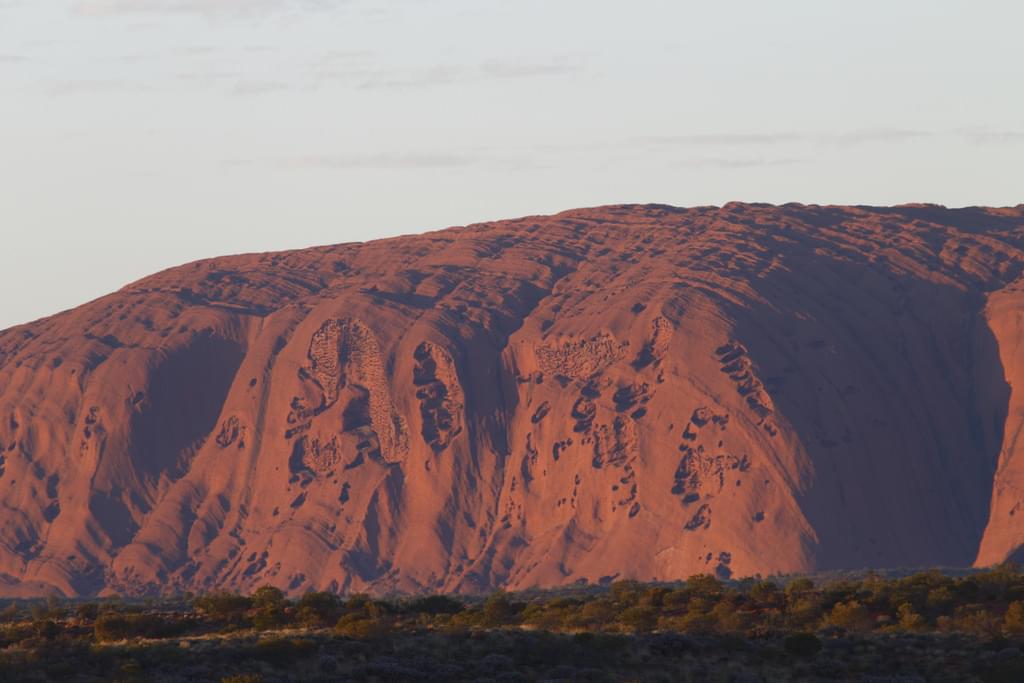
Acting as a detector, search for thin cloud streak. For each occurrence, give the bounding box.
[956,128,1024,146]
[230,80,292,95]
[44,79,151,95]
[637,127,1023,149]
[347,60,581,90]
[833,128,933,145]
[225,153,479,170]
[638,132,803,146]
[674,158,806,169]
[73,0,348,18]
[638,129,934,147]
[355,65,463,90]
[479,60,581,79]
[314,49,375,66]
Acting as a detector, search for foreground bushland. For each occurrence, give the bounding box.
[4,567,1024,681]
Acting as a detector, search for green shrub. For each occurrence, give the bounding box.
[827,601,872,632]
[685,574,723,598]
[610,580,642,604]
[76,603,99,621]
[93,612,186,642]
[30,596,64,622]
[296,591,340,627]
[252,637,317,666]
[408,595,463,616]
[785,578,815,596]
[783,632,822,657]
[195,592,252,621]
[618,606,657,633]
[953,606,1000,637]
[570,598,615,630]
[1004,601,1024,635]
[248,586,290,630]
[252,605,288,630]
[32,619,59,640]
[664,609,714,634]
[341,594,374,616]
[221,676,262,683]
[120,659,143,677]
[709,600,751,633]
[750,581,781,605]
[0,621,34,647]
[785,597,822,630]
[94,614,138,641]
[662,589,689,609]
[639,587,670,608]
[520,602,553,628]
[896,602,926,631]
[927,586,955,612]
[0,603,19,622]
[334,613,390,639]
[479,591,516,627]
[252,586,287,611]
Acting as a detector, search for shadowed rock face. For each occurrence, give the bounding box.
[1,202,1023,597]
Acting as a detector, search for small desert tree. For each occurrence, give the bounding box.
[827,600,872,632]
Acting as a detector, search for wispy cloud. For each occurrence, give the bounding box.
[314,49,374,66]
[637,132,803,146]
[833,128,933,145]
[956,127,1024,146]
[354,65,463,90]
[479,60,580,79]
[225,153,479,170]
[674,157,805,169]
[176,45,220,56]
[320,58,582,90]
[174,70,242,85]
[73,0,347,17]
[101,45,220,64]
[44,79,150,95]
[229,80,292,95]
[638,128,947,149]
[0,54,27,63]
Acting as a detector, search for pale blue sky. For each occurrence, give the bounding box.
[1,0,1022,329]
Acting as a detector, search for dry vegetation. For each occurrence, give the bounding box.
[3,566,1024,681]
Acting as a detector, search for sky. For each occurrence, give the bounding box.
[1,0,1022,330]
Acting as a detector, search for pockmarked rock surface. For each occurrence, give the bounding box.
[1,203,1024,597]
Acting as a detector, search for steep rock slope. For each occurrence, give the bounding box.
[0,203,1022,597]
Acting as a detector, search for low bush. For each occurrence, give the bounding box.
[334,613,390,639]
[221,675,263,683]
[93,612,188,642]
[783,632,822,657]
[408,594,463,616]
[195,592,252,622]
[296,591,340,627]
[252,637,317,665]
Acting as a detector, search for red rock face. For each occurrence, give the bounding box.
[1,203,1023,597]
